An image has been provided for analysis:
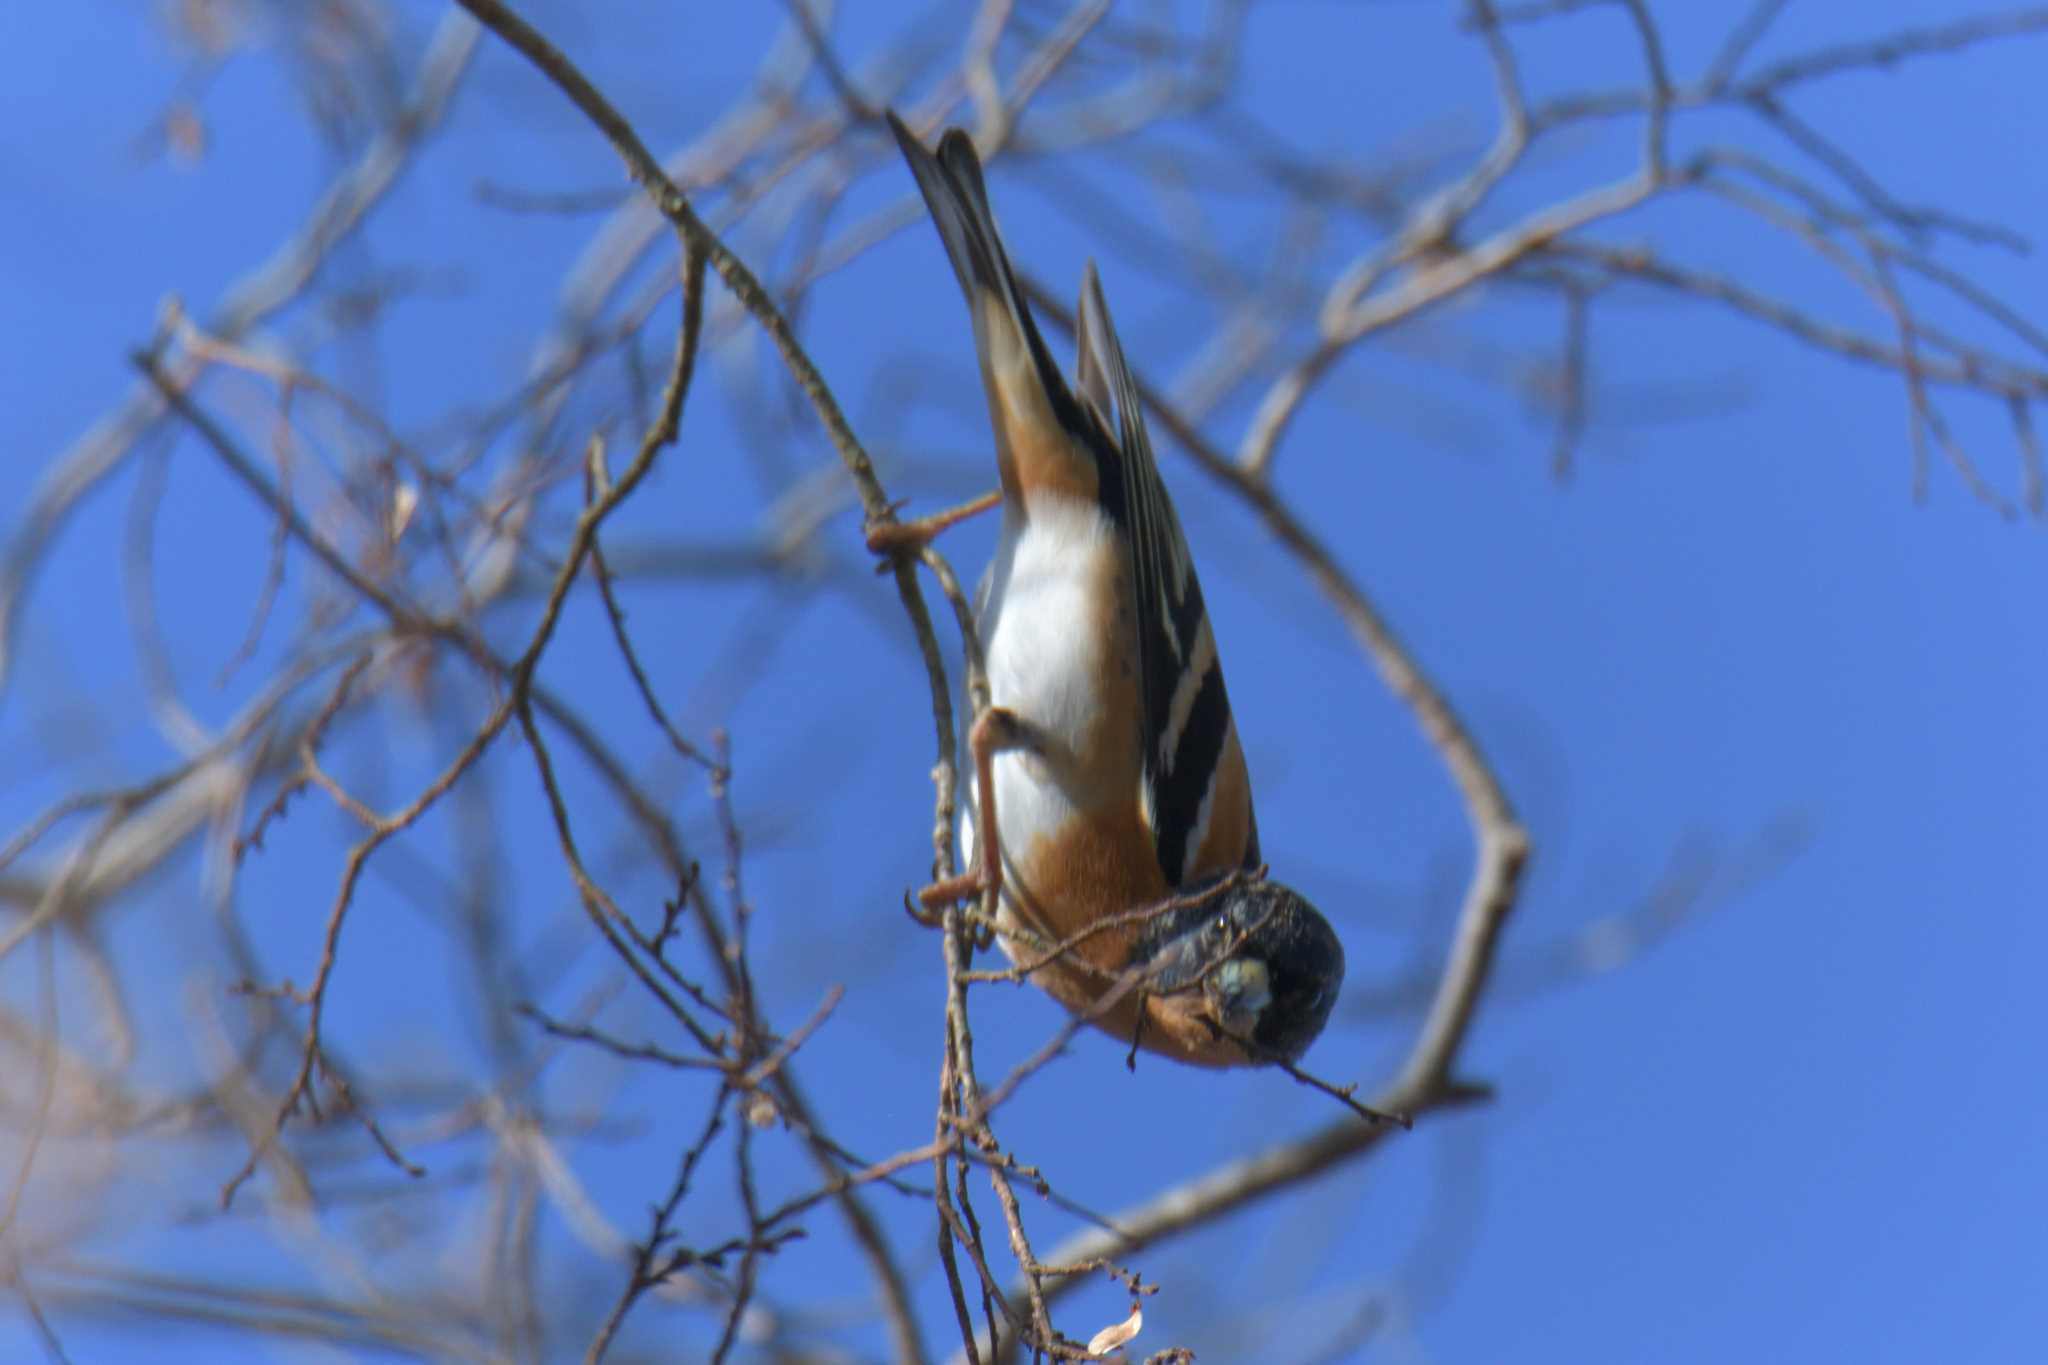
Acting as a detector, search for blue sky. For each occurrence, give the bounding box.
[4,2,2046,1361]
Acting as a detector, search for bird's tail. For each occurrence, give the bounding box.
[885,113,1081,453]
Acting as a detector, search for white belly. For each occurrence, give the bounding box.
[960,498,1122,939]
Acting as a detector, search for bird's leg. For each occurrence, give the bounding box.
[917,705,1029,911]
[865,488,1002,558]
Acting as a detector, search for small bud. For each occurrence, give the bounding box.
[1086,1305,1141,1357]
[388,482,419,541]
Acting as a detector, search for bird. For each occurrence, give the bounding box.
[879,112,1343,1068]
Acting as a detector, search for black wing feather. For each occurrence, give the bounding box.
[1077,266,1258,880]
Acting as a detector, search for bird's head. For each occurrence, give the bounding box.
[1132,875,1344,1065]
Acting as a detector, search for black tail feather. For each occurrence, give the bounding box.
[885,112,1078,424]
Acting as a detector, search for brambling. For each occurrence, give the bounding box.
[881,113,1344,1068]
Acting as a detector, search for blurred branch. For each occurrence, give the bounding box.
[0,10,482,698]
